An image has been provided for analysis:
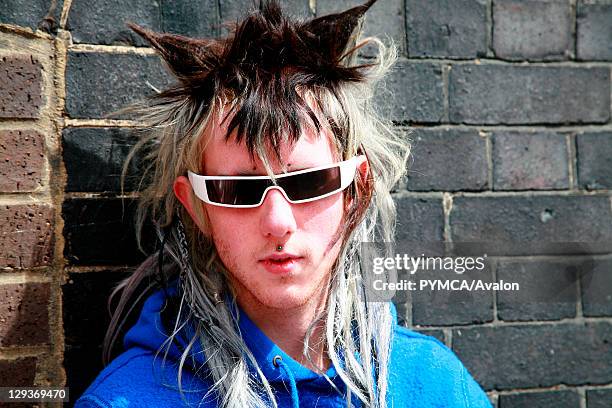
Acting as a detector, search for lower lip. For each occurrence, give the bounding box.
[259,258,301,275]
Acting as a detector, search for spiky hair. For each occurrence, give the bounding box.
[129,0,379,163]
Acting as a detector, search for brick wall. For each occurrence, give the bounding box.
[1,1,611,407]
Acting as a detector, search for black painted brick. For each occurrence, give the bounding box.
[412,329,446,344]
[318,0,405,55]
[577,1,612,61]
[67,0,162,46]
[65,52,172,119]
[581,258,612,317]
[391,298,408,327]
[411,262,494,326]
[62,197,153,265]
[586,388,612,408]
[492,131,569,191]
[221,0,310,23]
[449,64,611,125]
[394,195,445,243]
[493,0,572,61]
[452,322,612,390]
[393,195,445,322]
[377,60,445,124]
[64,344,105,407]
[496,259,577,321]
[63,127,143,193]
[576,132,612,190]
[63,270,147,406]
[162,0,218,38]
[62,271,131,346]
[498,390,580,408]
[406,0,487,58]
[450,195,612,255]
[0,0,63,34]
[407,128,488,191]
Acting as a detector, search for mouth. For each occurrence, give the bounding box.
[259,253,303,275]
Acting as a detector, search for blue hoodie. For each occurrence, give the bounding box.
[75,282,492,408]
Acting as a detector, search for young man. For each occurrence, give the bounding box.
[76,1,492,407]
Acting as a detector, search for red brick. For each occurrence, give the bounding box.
[0,204,54,268]
[0,55,43,119]
[0,357,37,386]
[0,283,50,346]
[0,130,45,192]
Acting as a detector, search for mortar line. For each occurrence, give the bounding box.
[487,0,494,57]
[488,253,612,263]
[68,43,157,55]
[442,192,453,242]
[575,257,584,319]
[63,118,145,128]
[578,387,587,408]
[0,347,49,359]
[567,132,578,190]
[401,123,612,133]
[46,27,73,389]
[405,292,413,328]
[494,382,612,395]
[402,0,407,55]
[63,191,140,199]
[484,130,493,190]
[0,194,54,204]
[394,189,612,198]
[492,393,499,408]
[65,265,134,273]
[59,0,72,29]
[570,0,577,60]
[0,273,53,285]
[411,315,612,330]
[492,259,499,322]
[399,56,612,68]
[0,23,52,39]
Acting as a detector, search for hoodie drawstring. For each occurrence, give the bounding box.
[273,355,300,408]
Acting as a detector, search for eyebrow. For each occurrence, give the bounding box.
[235,164,316,176]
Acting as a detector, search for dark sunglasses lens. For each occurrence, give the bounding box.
[205,179,271,205]
[280,167,342,201]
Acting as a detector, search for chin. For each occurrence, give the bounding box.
[252,283,321,310]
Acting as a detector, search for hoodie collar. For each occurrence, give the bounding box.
[123,279,398,402]
[229,297,339,383]
[124,280,342,384]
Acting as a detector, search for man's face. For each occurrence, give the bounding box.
[200,112,346,312]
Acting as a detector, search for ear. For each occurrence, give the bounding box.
[174,176,202,227]
[344,155,370,210]
[128,23,219,79]
[303,0,378,60]
[356,155,369,182]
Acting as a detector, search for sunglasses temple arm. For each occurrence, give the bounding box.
[188,172,212,204]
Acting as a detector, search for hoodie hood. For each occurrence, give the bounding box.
[123,279,398,407]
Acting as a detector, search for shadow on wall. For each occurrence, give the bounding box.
[60,126,159,405]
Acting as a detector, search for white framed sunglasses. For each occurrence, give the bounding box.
[188,155,366,208]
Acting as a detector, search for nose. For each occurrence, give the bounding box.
[259,187,297,239]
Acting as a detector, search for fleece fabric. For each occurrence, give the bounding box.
[75,282,492,408]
